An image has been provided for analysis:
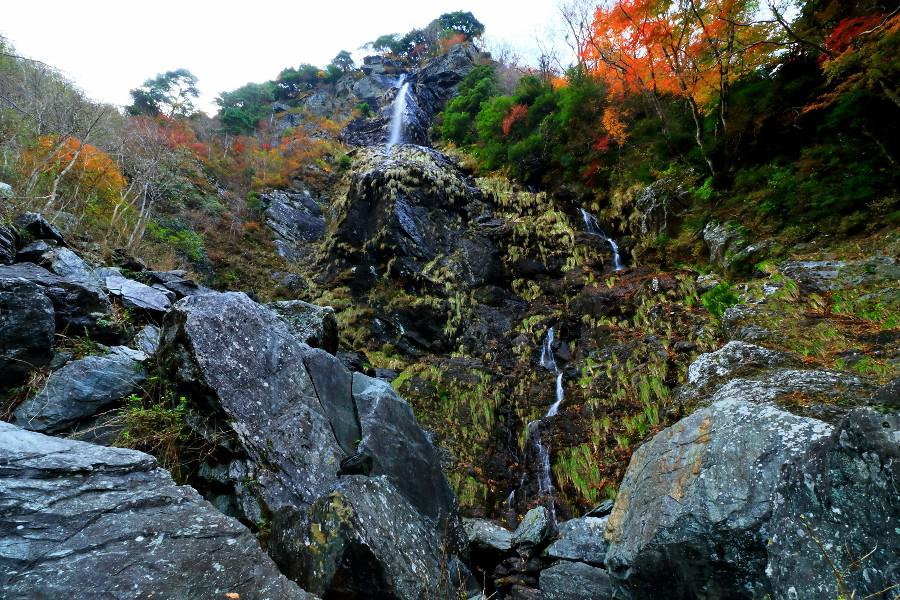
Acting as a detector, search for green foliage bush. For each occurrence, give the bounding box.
[701,282,739,319]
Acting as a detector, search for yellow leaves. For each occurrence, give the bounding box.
[602,107,629,146]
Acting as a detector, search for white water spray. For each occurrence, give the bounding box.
[386,75,410,149]
[580,208,624,271]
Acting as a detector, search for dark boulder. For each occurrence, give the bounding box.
[766,408,900,600]
[0,422,315,600]
[270,299,339,354]
[0,262,112,334]
[13,346,147,434]
[605,399,833,599]
[14,212,66,246]
[0,276,54,386]
[271,475,448,600]
[539,562,619,600]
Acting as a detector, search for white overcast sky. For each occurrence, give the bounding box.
[2,1,570,114]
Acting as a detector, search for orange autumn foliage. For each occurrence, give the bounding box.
[29,136,126,199]
[502,104,529,136]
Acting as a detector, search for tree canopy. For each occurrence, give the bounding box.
[127,69,199,118]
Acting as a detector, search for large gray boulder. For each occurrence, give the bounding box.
[160,291,344,519]
[353,371,463,544]
[37,246,103,291]
[13,346,147,434]
[272,476,449,600]
[270,299,339,354]
[767,408,899,599]
[0,422,316,599]
[0,262,111,333]
[464,518,513,553]
[0,276,54,386]
[605,399,833,599]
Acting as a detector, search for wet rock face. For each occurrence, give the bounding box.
[272,476,448,600]
[767,409,900,600]
[605,399,833,599]
[0,276,54,386]
[0,422,316,600]
[13,346,147,434]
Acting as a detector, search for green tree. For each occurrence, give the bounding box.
[215,81,275,134]
[436,11,485,40]
[127,69,199,117]
[330,50,355,73]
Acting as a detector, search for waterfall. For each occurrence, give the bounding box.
[539,326,557,371]
[386,75,410,149]
[507,328,568,513]
[541,327,564,418]
[580,208,625,271]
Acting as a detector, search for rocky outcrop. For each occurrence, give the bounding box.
[0,422,316,599]
[13,345,147,434]
[605,399,833,598]
[0,276,55,385]
[0,262,112,334]
[702,221,772,273]
[262,189,326,261]
[332,145,499,292]
[269,299,339,354]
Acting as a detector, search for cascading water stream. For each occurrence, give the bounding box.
[508,327,565,514]
[386,75,410,149]
[580,208,625,271]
